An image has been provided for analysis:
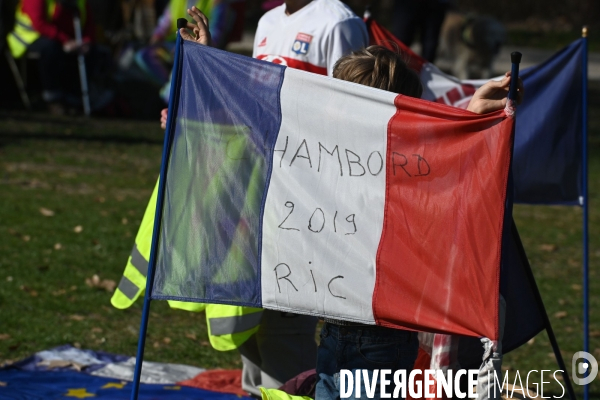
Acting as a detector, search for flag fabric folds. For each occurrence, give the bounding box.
[151,40,516,341]
[366,17,584,205]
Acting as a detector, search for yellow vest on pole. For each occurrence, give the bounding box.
[111,178,263,351]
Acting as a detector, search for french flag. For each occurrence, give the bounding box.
[151,40,515,341]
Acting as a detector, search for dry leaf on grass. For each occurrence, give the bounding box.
[22,235,30,242]
[163,337,171,344]
[554,311,568,319]
[568,259,580,267]
[54,243,62,250]
[0,334,10,340]
[153,341,160,348]
[185,333,197,340]
[91,327,103,333]
[73,225,83,233]
[19,286,38,297]
[527,338,535,345]
[572,284,582,290]
[85,274,116,292]
[69,315,85,321]
[539,244,557,252]
[590,330,600,337]
[39,207,55,217]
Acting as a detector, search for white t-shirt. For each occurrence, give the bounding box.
[252,0,368,76]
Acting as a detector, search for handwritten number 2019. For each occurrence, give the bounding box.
[279,201,356,235]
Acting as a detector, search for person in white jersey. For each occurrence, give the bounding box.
[252,0,368,76]
[168,2,367,396]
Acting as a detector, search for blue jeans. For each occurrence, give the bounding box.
[315,323,419,400]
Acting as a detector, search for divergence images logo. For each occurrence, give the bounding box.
[572,351,598,385]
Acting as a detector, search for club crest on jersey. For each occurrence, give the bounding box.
[292,33,312,55]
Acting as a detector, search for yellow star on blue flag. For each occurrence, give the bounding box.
[64,388,96,398]
[101,382,127,389]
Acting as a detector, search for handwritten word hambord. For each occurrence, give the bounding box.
[273,136,431,178]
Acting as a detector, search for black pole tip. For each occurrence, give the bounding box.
[177,18,188,30]
[511,52,522,64]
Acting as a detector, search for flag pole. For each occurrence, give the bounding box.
[581,25,589,400]
[507,51,521,101]
[129,21,186,400]
[507,51,577,400]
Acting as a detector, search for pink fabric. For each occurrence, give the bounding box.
[261,0,284,11]
[279,369,317,398]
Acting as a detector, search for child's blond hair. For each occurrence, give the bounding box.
[333,45,423,98]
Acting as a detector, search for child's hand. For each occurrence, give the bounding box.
[467,72,524,114]
[160,108,168,130]
[179,6,212,46]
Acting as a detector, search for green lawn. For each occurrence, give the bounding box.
[0,80,599,396]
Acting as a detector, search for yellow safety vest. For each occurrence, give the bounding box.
[7,0,87,58]
[167,0,214,41]
[260,388,313,400]
[111,178,263,351]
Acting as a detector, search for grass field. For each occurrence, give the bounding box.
[1,80,599,396]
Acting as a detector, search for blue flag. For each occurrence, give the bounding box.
[514,39,584,204]
[366,19,584,205]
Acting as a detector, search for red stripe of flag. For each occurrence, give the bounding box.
[374,95,514,340]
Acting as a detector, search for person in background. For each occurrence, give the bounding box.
[6,0,109,115]
[161,0,368,126]
[392,0,450,63]
[135,0,246,93]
